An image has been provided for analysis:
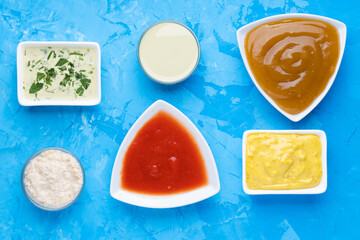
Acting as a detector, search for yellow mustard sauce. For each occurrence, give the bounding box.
[245,133,322,190]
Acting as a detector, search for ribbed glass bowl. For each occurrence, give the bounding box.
[21,147,85,211]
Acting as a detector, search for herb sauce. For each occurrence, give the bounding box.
[23,47,97,101]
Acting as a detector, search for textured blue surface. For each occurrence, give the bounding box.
[0,0,359,239]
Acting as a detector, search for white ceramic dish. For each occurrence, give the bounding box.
[17,41,101,106]
[242,130,327,195]
[236,13,347,122]
[110,100,220,208]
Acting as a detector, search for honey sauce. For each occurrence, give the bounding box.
[245,18,340,115]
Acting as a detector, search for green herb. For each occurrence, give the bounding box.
[47,50,56,60]
[45,75,52,85]
[75,86,84,96]
[89,71,93,74]
[59,74,71,86]
[68,62,74,68]
[59,66,67,71]
[44,68,56,85]
[24,50,27,56]
[80,78,91,89]
[60,50,64,54]
[79,70,86,72]
[29,82,43,94]
[75,72,83,79]
[36,72,45,81]
[27,61,30,67]
[34,60,41,66]
[79,57,84,61]
[39,66,44,70]
[55,58,68,66]
[46,68,56,78]
[68,68,74,76]
[69,52,84,56]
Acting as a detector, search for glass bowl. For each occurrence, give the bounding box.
[137,20,201,85]
[21,147,85,211]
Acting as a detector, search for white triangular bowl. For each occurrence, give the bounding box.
[236,13,347,122]
[110,100,220,208]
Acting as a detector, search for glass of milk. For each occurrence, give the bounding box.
[138,21,200,84]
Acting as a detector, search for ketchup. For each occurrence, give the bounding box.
[121,111,208,195]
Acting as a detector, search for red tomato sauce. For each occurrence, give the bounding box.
[121,111,208,195]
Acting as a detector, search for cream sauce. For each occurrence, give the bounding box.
[139,22,199,83]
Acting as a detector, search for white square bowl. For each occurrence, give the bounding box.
[242,130,327,195]
[17,41,101,106]
[110,100,220,208]
[236,13,347,122]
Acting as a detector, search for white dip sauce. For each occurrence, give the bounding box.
[23,47,97,101]
[138,22,199,83]
[24,149,84,208]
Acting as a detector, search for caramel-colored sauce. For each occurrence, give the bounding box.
[245,18,340,115]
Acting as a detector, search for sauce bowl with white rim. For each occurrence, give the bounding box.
[242,130,327,195]
[17,41,101,106]
[236,13,347,122]
[110,100,220,208]
[21,147,85,211]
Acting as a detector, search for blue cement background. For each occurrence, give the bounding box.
[0,0,359,239]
